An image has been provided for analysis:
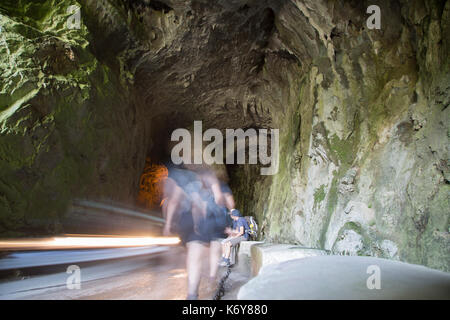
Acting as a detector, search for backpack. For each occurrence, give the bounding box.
[244,216,258,240]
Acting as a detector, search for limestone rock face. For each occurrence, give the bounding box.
[0,1,448,271]
[0,0,149,235]
[230,0,450,272]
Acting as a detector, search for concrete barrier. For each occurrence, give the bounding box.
[250,244,328,276]
[239,240,265,257]
[238,255,450,299]
[234,241,264,275]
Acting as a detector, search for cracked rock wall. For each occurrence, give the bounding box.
[0,0,148,235]
[232,0,449,272]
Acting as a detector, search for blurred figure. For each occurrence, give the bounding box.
[220,181,235,211]
[162,164,233,300]
[218,181,235,235]
[162,164,193,235]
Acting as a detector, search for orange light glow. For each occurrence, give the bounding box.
[137,158,168,209]
[0,235,180,251]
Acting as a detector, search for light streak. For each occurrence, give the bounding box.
[0,235,180,250]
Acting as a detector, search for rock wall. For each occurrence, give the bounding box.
[231,0,449,271]
[0,0,149,236]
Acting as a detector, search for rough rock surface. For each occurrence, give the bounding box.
[229,0,450,272]
[0,1,448,271]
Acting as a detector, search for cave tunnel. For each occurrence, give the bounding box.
[0,0,449,300]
